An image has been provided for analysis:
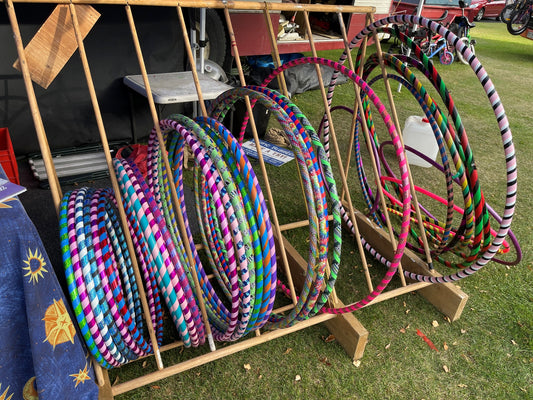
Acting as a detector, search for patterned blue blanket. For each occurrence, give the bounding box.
[0,169,99,399]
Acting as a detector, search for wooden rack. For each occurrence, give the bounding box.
[4,1,468,398]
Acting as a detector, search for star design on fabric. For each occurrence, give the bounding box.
[0,383,14,400]
[70,362,92,388]
[0,198,16,208]
[42,298,76,349]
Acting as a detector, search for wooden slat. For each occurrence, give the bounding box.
[276,234,369,361]
[9,0,375,14]
[4,0,63,211]
[110,311,339,396]
[13,4,100,89]
[346,202,469,321]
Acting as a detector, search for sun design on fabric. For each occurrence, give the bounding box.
[70,361,91,388]
[0,383,14,400]
[42,298,76,349]
[22,248,48,285]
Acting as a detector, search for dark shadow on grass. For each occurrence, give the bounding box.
[473,22,533,63]
[480,41,533,63]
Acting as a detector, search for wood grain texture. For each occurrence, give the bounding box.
[13,4,100,89]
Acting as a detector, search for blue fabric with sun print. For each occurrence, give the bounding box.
[0,171,99,399]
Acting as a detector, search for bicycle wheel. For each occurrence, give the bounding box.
[507,7,532,35]
[418,38,431,57]
[439,50,454,65]
[500,4,515,22]
[455,37,475,65]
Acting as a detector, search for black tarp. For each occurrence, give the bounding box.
[0,4,186,156]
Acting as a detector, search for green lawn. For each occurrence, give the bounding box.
[111,21,533,399]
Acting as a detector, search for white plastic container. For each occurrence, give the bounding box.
[402,116,438,168]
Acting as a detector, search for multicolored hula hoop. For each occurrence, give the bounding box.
[325,15,517,282]
[60,14,519,366]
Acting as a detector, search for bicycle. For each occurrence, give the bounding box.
[507,0,533,35]
[386,23,427,56]
[420,34,455,64]
[448,0,476,65]
[500,0,520,23]
[387,10,449,57]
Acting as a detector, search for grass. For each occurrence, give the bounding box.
[110,21,533,399]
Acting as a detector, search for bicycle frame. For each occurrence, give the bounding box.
[424,36,455,64]
[425,37,447,58]
[448,0,477,64]
[507,0,533,35]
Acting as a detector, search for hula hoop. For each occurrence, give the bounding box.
[127,158,206,345]
[115,186,164,345]
[145,114,278,340]
[175,116,254,341]
[114,158,197,347]
[91,189,152,357]
[196,116,277,333]
[74,188,137,363]
[362,47,476,261]
[69,188,125,366]
[210,86,331,326]
[325,15,516,282]
[246,59,414,313]
[146,126,233,334]
[365,22,516,275]
[363,68,459,255]
[150,119,242,339]
[60,190,111,369]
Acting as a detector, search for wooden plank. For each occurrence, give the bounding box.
[97,368,113,400]
[348,204,468,322]
[8,0,375,14]
[323,299,368,361]
[13,4,100,89]
[110,311,339,396]
[5,0,63,211]
[276,234,369,360]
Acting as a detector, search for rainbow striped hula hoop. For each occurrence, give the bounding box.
[252,59,413,312]
[341,16,517,282]
[210,86,333,327]
[60,188,157,367]
[114,157,205,347]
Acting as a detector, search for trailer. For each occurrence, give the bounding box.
[230,0,393,55]
[392,0,478,24]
